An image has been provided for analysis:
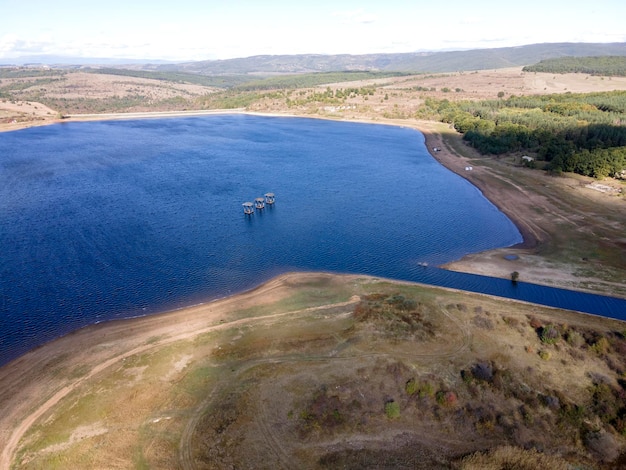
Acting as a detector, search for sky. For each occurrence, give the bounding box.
[1,0,625,62]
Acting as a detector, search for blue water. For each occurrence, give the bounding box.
[0,115,624,366]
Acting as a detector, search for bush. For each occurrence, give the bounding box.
[540,324,560,344]
[436,390,458,407]
[538,350,551,360]
[472,315,494,330]
[384,400,400,419]
[418,381,435,398]
[405,378,418,395]
[565,329,585,348]
[457,445,569,469]
[584,430,621,462]
[471,362,494,382]
[591,337,610,355]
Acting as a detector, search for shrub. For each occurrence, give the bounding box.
[565,329,585,348]
[538,350,551,360]
[457,445,569,469]
[444,391,458,406]
[384,400,400,419]
[436,390,458,407]
[591,337,610,355]
[405,378,418,396]
[541,394,560,409]
[559,403,586,429]
[540,324,560,344]
[584,430,621,462]
[471,362,494,382]
[528,316,542,329]
[418,381,435,398]
[472,315,494,330]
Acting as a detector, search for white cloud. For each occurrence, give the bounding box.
[0,34,19,54]
[0,33,58,58]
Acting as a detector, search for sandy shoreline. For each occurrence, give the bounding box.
[416,123,537,249]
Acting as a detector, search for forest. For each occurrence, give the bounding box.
[421,91,626,178]
[523,56,626,76]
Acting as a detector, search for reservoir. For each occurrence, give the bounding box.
[0,115,624,366]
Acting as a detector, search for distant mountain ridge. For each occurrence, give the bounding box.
[152,42,626,75]
[0,55,177,66]
[3,42,626,74]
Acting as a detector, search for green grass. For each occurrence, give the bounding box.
[384,400,400,419]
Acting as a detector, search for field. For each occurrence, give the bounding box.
[2,273,626,469]
[4,66,626,126]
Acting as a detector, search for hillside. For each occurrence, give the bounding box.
[523,56,626,76]
[156,42,626,75]
[2,273,626,468]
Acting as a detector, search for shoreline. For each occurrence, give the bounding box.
[417,124,537,250]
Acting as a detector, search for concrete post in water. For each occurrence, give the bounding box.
[242,202,254,215]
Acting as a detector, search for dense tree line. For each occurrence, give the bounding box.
[522,56,626,76]
[0,68,66,79]
[424,91,626,178]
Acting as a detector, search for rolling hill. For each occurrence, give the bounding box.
[152,42,626,75]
